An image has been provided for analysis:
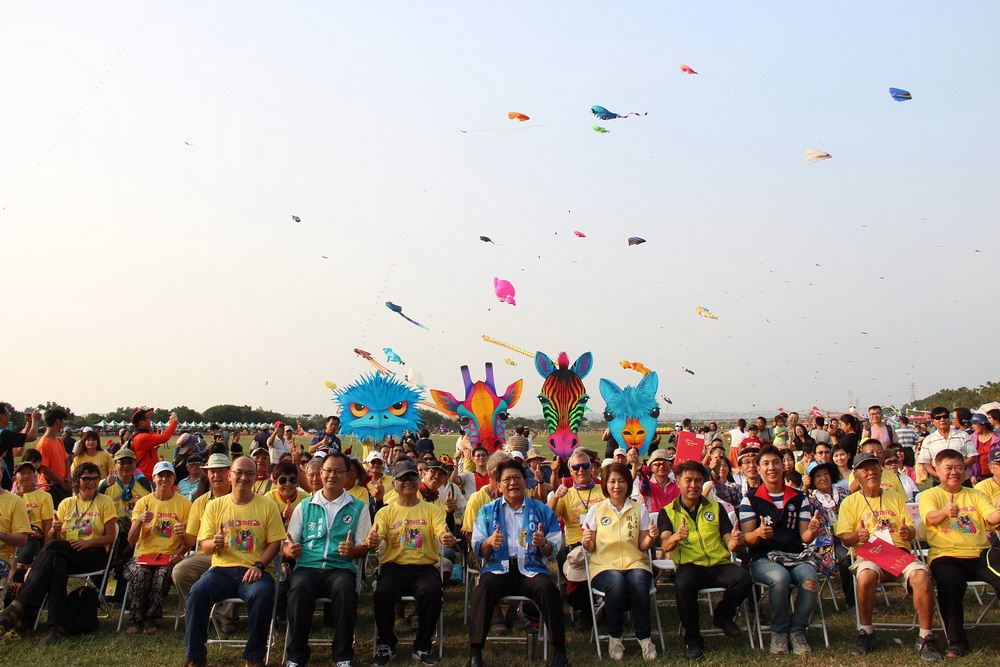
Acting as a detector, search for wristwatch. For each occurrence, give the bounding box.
[253,561,266,572]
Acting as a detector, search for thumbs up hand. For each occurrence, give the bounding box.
[757,518,774,540]
[214,524,226,553]
[286,539,303,559]
[647,521,659,541]
[488,525,504,550]
[947,496,959,518]
[807,513,821,535]
[339,530,354,557]
[856,526,870,543]
[366,525,381,550]
[531,523,547,548]
[676,517,689,542]
[730,523,745,550]
[439,530,456,548]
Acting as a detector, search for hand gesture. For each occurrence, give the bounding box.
[174,522,186,536]
[488,525,504,550]
[582,527,596,547]
[947,496,959,518]
[856,526,871,543]
[338,530,354,557]
[531,524,547,548]
[647,521,660,541]
[169,411,178,422]
[282,502,294,522]
[730,524,745,550]
[807,513,821,534]
[757,519,774,540]
[213,524,226,553]
[69,539,87,551]
[287,540,303,559]
[366,525,381,550]
[372,480,385,501]
[554,482,569,499]
[142,510,155,525]
[439,530,456,548]
[444,487,457,514]
[52,518,63,535]
[242,565,262,583]
[676,517,689,542]
[898,522,915,542]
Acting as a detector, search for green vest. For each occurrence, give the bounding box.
[295,494,366,571]
[662,497,730,567]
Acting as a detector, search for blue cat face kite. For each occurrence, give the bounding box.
[600,371,660,455]
[334,373,423,442]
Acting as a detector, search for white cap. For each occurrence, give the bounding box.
[510,450,525,460]
[152,461,175,476]
[82,426,96,433]
[365,451,384,463]
[313,450,328,460]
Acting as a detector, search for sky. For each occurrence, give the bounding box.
[1,2,998,418]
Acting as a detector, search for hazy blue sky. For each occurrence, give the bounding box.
[1,2,997,417]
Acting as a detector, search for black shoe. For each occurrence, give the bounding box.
[712,613,742,639]
[468,650,484,667]
[685,642,705,660]
[549,648,570,667]
[373,644,396,666]
[850,629,877,656]
[412,649,439,665]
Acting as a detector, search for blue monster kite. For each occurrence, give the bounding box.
[600,371,660,455]
[591,105,647,120]
[334,373,423,442]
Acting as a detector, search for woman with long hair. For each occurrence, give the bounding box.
[71,430,113,478]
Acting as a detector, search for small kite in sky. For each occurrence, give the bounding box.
[291,215,301,223]
[573,230,586,238]
[680,64,698,75]
[620,360,653,375]
[591,105,647,120]
[320,255,328,259]
[383,347,405,364]
[385,302,429,330]
[682,367,695,375]
[660,395,673,405]
[479,235,495,244]
[482,334,533,357]
[592,125,610,134]
[494,277,516,305]
[504,357,517,366]
[889,87,912,102]
[507,112,530,122]
[323,380,338,391]
[695,305,719,320]
[805,149,832,163]
[354,348,374,360]
[628,236,647,246]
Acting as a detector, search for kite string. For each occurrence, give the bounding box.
[359,261,397,343]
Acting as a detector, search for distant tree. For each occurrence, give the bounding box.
[170,406,204,422]
[905,381,1000,412]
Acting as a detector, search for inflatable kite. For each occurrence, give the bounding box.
[291,215,301,223]
[620,360,653,376]
[385,301,429,330]
[507,112,530,122]
[323,380,338,391]
[591,105,647,120]
[628,236,646,246]
[334,373,423,442]
[354,348,395,376]
[592,125,610,134]
[695,305,719,320]
[431,363,523,453]
[573,230,586,238]
[482,335,533,358]
[680,64,698,75]
[535,351,593,459]
[479,235,495,244]
[601,371,660,455]
[889,87,912,102]
[383,347,405,364]
[493,278,516,305]
[805,149,832,163]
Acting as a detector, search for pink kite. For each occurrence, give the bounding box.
[493,277,516,305]
[680,64,698,75]
[573,230,586,238]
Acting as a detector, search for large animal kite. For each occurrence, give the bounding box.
[601,371,660,455]
[385,301,429,330]
[535,351,593,459]
[431,363,523,453]
[591,105,647,120]
[334,373,423,442]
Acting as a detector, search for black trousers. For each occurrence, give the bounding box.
[469,567,565,648]
[16,541,106,628]
[930,550,1000,646]
[674,563,751,644]
[374,563,442,653]
[285,567,358,664]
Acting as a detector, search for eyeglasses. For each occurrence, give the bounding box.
[499,476,524,485]
[232,470,256,478]
[276,476,297,485]
[570,463,591,471]
[324,468,347,475]
[79,476,100,482]
[932,415,949,421]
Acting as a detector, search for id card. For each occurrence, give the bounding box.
[65,528,80,541]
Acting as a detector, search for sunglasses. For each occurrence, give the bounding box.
[571,463,591,471]
[932,415,949,421]
[276,476,297,485]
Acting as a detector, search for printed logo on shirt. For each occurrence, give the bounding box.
[600,516,612,526]
[153,519,174,539]
[401,527,423,549]
[953,514,978,534]
[342,514,354,525]
[704,511,715,521]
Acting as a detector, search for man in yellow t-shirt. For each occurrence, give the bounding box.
[12,461,52,581]
[0,485,31,577]
[846,439,907,498]
[919,448,1000,659]
[367,460,455,664]
[835,452,939,659]
[186,456,285,667]
[973,449,1000,506]
[461,450,510,536]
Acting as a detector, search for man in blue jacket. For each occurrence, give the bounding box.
[468,459,567,667]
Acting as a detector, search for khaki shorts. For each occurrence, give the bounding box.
[851,558,929,590]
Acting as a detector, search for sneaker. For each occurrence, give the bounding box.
[412,649,439,665]
[917,635,942,662]
[790,631,812,656]
[684,642,704,660]
[608,637,625,661]
[769,633,789,655]
[712,613,742,639]
[373,644,396,666]
[336,662,353,667]
[850,629,877,656]
[944,642,965,659]
[638,637,657,661]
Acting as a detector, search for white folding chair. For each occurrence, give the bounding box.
[372,550,445,659]
[34,524,119,630]
[915,539,1000,639]
[206,554,282,665]
[848,540,928,633]
[584,550,665,658]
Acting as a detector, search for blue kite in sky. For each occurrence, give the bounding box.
[591,105,646,120]
[889,87,912,101]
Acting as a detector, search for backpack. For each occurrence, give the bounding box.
[64,586,99,635]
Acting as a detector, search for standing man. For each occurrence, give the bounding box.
[284,452,370,667]
[506,426,529,457]
[36,407,71,505]
[130,408,179,480]
[895,416,918,467]
[310,416,343,454]
[864,406,897,450]
[810,417,831,445]
[267,424,293,463]
[185,457,285,667]
[916,408,977,482]
[756,417,774,446]
[0,403,38,491]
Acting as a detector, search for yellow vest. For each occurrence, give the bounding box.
[588,499,650,579]
[661,497,731,567]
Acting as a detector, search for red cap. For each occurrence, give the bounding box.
[130,407,154,426]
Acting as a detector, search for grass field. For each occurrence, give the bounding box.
[5,431,1000,665]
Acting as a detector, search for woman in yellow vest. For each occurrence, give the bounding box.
[581,462,659,662]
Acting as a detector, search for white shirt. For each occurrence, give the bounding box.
[287,488,371,546]
[916,429,976,466]
[582,499,650,532]
[729,428,746,449]
[269,436,291,464]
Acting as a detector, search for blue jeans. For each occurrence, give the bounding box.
[749,559,817,634]
[185,566,275,663]
[591,568,653,639]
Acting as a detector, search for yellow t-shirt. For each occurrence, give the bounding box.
[101,477,152,518]
[847,469,907,499]
[554,485,606,545]
[835,488,911,549]
[973,477,1000,506]
[372,500,447,566]
[463,486,494,533]
[268,488,310,524]
[56,493,118,543]
[131,492,192,558]
[252,478,273,495]
[18,488,54,534]
[0,491,31,567]
[186,491,228,541]
[71,450,114,478]
[198,494,286,569]
[347,485,372,505]
[919,486,998,561]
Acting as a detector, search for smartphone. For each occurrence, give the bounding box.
[24,407,35,414]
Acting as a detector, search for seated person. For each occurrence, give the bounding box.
[846,438,907,498]
[184,457,285,667]
[124,461,194,634]
[284,452,370,667]
[99,447,153,602]
[71,429,113,478]
[0,479,30,602]
[268,461,310,526]
[919,448,1000,659]
[368,459,454,665]
[0,463,116,644]
[177,455,204,500]
[419,458,465,580]
[740,446,822,656]
[659,461,749,660]
[634,449,678,513]
[10,461,52,597]
[835,452,940,659]
[468,459,566,667]
[582,462,659,662]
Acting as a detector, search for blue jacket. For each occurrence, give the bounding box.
[473,497,560,576]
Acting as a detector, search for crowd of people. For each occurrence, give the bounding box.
[0,403,998,667]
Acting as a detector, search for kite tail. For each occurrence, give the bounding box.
[403,314,430,331]
[623,112,647,118]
